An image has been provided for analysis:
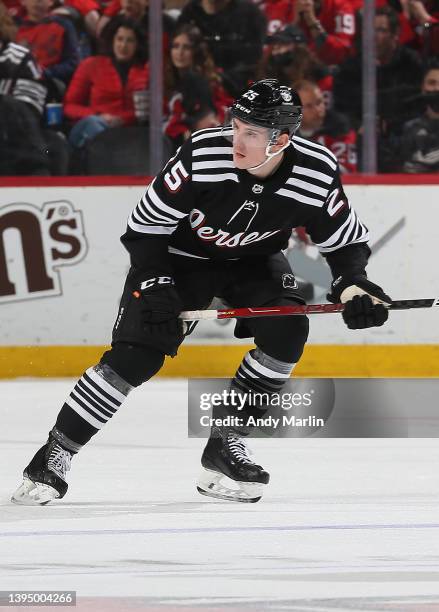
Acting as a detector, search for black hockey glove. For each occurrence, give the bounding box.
[327,274,392,330]
[133,276,185,355]
[134,276,183,324]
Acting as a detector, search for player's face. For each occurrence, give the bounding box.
[298,86,325,132]
[231,118,272,169]
[171,34,194,70]
[113,27,138,62]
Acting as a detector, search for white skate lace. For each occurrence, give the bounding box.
[47,444,72,480]
[227,433,253,464]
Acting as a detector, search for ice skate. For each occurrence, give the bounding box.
[197,430,270,503]
[11,431,73,505]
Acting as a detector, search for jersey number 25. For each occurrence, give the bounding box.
[164,160,189,192]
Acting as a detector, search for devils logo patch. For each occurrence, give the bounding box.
[282,273,298,289]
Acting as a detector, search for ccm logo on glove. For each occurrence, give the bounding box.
[140,277,174,290]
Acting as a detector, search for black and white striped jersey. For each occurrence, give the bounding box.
[122,126,370,279]
[0,43,47,115]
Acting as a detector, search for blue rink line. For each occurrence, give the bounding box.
[1,523,439,537]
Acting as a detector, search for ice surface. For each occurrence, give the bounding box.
[1,379,439,611]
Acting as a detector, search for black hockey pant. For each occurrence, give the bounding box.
[100,252,310,387]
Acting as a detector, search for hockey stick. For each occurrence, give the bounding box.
[180,298,439,321]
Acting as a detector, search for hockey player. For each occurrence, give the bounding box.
[12,79,391,505]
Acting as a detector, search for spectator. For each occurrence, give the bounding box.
[296,79,357,173]
[3,0,25,19]
[0,2,69,175]
[64,17,149,150]
[353,0,438,53]
[400,62,439,172]
[292,0,356,65]
[0,2,48,174]
[251,0,294,35]
[15,0,79,86]
[178,0,267,96]
[333,5,422,170]
[396,0,439,51]
[97,0,175,49]
[163,23,233,148]
[52,0,100,38]
[259,23,334,106]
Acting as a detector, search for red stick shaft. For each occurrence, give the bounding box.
[216,303,345,319]
[180,298,438,321]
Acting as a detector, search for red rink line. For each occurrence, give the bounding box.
[342,174,439,185]
[0,176,152,187]
[1,174,439,187]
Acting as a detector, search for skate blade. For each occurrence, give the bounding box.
[11,478,60,506]
[196,468,264,503]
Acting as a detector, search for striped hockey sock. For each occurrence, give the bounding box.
[211,348,296,438]
[226,348,296,433]
[55,364,133,447]
[234,348,296,396]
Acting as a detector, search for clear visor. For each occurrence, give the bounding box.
[221,115,281,151]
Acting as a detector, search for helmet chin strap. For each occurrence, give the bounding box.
[247,140,291,172]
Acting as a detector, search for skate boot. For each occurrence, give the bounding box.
[11,430,74,505]
[197,429,270,503]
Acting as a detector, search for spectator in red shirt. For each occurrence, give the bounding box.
[296,79,357,173]
[52,0,100,37]
[292,0,356,65]
[64,17,149,149]
[3,0,25,19]
[400,0,439,53]
[164,23,233,148]
[16,0,79,85]
[251,0,294,35]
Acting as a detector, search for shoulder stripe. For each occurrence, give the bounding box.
[192,128,232,143]
[293,165,333,185]
[193,173,239,183]
[193,160,234,171]
[192,126,225,136]
[293,135,338,163]
[285,177,328,198]
[293,143,337,171]
[276,188,324,207]
[193,146,233,157]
